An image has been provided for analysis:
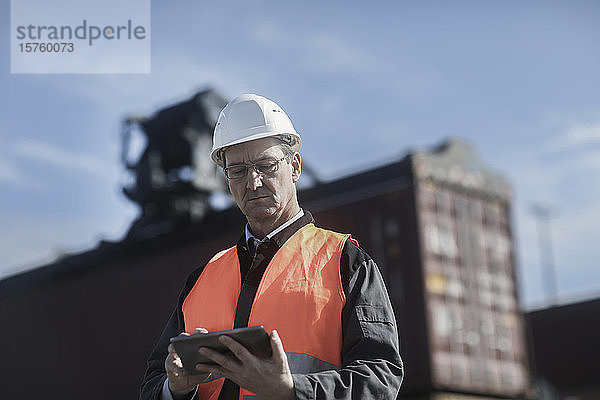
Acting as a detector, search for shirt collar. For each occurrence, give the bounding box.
[245,209,305,245]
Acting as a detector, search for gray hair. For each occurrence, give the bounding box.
[277,140,295,161]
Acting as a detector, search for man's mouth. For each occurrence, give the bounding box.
[247,195,269,202]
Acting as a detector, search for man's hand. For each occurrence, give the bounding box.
[165,328,212,399]
[195,330,295,400]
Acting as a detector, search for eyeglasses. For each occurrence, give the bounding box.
[223,155,289,180]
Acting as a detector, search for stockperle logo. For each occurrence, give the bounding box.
[11,0,151,74]
[15,19,147,46]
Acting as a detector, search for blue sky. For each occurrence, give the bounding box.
[1,0,599,309]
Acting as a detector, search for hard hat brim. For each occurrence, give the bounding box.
[210,129,301,167]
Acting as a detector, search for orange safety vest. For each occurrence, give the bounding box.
[182,223,349,400]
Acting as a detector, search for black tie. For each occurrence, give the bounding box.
[248,237,260,258]
[219,236,260,400]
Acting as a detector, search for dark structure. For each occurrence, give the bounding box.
[526,298,600,400]
[0,134,537,400]
[121,89,228,239]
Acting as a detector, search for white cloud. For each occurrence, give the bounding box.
[298,32,379,73]
[0,156,21,183]
[580,150,600,169]
[566,122,600,144]
[15,139,107,178]
[0,155,39,188]
[250,23,379,74]
[546,120,600,151]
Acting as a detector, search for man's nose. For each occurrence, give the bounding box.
[246,167,263,190]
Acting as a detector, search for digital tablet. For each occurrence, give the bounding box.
[170,326,272,373]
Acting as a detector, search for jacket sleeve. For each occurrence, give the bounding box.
[140,267,205,400]
[140,308,183,400]
[292,240,404,400]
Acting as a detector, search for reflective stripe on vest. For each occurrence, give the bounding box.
[182,223,349,400]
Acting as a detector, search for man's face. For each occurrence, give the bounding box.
[224,137,301,224]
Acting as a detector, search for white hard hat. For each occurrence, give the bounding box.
[210,94,301,167]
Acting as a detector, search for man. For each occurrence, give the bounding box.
[140,94,403,400]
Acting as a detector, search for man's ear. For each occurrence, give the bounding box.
[222,154,232,192]
[291,152,301,183]
[223,172,233,194]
